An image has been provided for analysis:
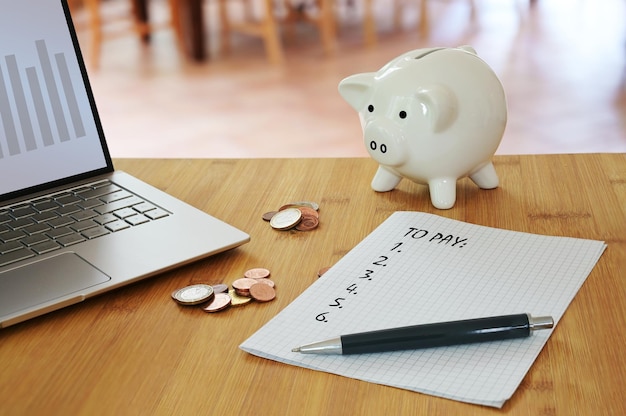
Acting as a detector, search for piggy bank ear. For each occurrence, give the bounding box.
[338,73,376,111]
[416,85,458,133]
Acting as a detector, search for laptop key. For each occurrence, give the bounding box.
[21,234,50,247]
[0,241,23,253]
[125,214,149,226]
[72,209,97,221]
[145,208,169,220]
[100,190,132,203]
[31,240,62,255]
[71,219,98,232]
[0,230,25,242]
[94,196,143,215]
[77,184,121,200]
[56,234,85,246]
[8,218,34,229]
[47,227,74,239]
[106,220,130,232]
[82,226,110,239]
[23,223,51,235]
[48,217,75,228]
[0,248,35,267]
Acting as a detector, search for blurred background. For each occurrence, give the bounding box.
[68,0,626,158]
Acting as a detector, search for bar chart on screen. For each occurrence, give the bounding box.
[0,38,86,159]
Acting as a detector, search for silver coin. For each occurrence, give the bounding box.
[172,284,214,305]
[269,208,302,230]
[289,201,319,211]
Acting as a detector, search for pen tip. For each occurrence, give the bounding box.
[291,347,301,352]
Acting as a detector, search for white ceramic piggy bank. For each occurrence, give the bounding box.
[338,46,507,209]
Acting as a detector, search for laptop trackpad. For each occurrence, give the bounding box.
[0,253,111,316]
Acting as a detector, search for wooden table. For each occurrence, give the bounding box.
[1,154,624,414]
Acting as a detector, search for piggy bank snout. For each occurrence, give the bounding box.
[363,121,407,167]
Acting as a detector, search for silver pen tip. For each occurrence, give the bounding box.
[291,347,301,352]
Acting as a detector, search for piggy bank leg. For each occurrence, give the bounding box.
[469,162,499,189]
[371,166,402,192]
[428,178,457,209]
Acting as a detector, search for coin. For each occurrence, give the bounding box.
[281,201,319,211]
[295,215,319,231]
[318,266,331,277]
[202,293,232,313]
[244,268,271,279]
[249,283,276,302]
[172,284,214,306]
[232,277,258,296]
[269,208,302,230]
[297,206,319,218]
[262,211,277,221]
[229,288,251,306]
[212,283,229,294]
[254,278,275,288]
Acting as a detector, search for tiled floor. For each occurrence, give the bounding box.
[75,0,625,158]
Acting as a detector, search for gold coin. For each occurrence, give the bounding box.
[249,283,276,302]
[244,268,271,279]
[269,208,302,230]
[202,293,232,313]
[229,289,251,306]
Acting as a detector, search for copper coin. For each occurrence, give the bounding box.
[269,208,302,230]
[318,266,331,277]
[295,215,319,231]
[262,211,277,221]
[254,278,275,288]
[249,283,276,302]
[202,293,232,313]
[212,283,229,293]
[232,277,258,292]
[229,289,251,306]
[297,206,319,218]
[244,268,271,279]
[172,284,214,306]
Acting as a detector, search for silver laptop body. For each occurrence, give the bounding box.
[0,0,250,328]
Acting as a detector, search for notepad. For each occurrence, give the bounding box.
[240,212,606,407]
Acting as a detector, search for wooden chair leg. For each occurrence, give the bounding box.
[318,0,337,55]
[363,0,377,47]
[83,0,103,69]
[167,0,187,55]
[217,0,232,56]
[260,0,285,65]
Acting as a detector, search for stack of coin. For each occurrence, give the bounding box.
[171,268,277,314]
[264,201,320,232]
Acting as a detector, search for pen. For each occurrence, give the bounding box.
[291,313,554,355]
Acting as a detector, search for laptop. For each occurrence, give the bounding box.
[0,0,250,328]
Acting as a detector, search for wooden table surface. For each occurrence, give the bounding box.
[1,154,624,414]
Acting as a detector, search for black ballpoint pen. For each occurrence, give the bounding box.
[291,313,554,355]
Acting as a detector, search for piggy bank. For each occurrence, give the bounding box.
[338,46,507,209]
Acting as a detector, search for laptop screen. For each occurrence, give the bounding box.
[0,0,112,201]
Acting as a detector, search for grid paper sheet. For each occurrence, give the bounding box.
[240,212,606,407]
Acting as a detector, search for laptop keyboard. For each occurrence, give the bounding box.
[0,180,170,267]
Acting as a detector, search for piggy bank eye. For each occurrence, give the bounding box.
[399,111,407,119]
[367,105,374,113]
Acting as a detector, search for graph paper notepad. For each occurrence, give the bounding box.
[240,212,606,407]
